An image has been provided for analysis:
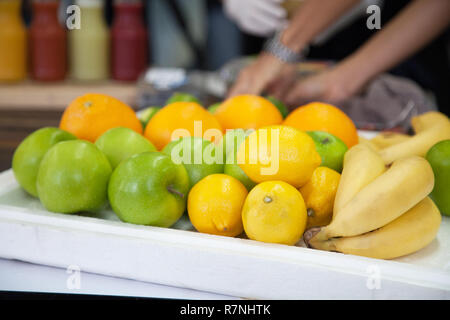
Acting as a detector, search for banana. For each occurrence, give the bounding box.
[411,111,449,133]
[307,197,441,260]
[370,132,411,149]
[380,114,450,165]
[357,135,380,152]
[310,156,435,242]
[333,144,386,217]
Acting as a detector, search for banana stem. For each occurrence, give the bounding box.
[304,227,337,251]
[303,227,321,248]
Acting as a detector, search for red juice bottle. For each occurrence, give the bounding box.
[111,0,148,81]
[29,0,67,81]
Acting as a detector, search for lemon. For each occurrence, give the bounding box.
[237,125,322,188]
[299,167,341,228]
[187,174,248,237]
[242,181,307,245]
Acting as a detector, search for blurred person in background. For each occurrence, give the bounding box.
[148,0,260,70]
[225,0,450,115]
[55,0,251,71]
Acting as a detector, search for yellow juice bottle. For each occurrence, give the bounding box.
[0,0,27,82]
[69,0,109,81]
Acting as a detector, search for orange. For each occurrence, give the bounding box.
[59,93,143,142]
[214,94,283,130]
[187,174,248,237]
[144,101,223,150]
[283,102,358,148]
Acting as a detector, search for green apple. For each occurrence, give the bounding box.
[37,140,112,214]
[220,129,256,191]
[12,127,77,197]
[426,140,450,216]
[224,151,257,191]
[166,92,200,105]
[108,152,189,227]
[217,128,254,163]
[266,95,289,118]
[138,106,160,129]
[95,127,157,169]
[306,131,348,173]
[162,136,223,189]
[207,102,221,114]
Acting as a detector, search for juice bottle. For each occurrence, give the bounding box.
[29,0,67,81]
[111,0,148,81]
[0,0,27,82]
[69,0,109,81]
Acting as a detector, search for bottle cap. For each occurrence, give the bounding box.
[113,0,142,4]
[75,0,105,7]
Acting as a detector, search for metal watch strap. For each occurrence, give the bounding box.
[263,31,309,64]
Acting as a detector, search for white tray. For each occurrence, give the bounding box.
[0,168,449,299]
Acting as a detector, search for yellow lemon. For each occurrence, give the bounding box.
[187,174,248,237]
[299,167,341,228]
[242,181,307,245]
[237,125,322,188]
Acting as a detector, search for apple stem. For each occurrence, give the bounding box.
[167,185,184,198]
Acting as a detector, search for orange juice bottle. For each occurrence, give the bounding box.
[0,0,27,82]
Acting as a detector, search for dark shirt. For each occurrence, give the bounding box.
[308,0,450,116]
[241,0,449,116]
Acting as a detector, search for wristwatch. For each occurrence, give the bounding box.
[263,31,309,64]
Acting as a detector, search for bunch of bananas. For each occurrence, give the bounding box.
[362,111,450,164]
[304,111,450,259]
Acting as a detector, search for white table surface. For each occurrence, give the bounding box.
[0,257,239,299]
[1,132,445,300]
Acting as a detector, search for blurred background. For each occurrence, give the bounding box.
[0,0,449,171]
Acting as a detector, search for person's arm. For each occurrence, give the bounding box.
[285,0,450,105]
[280,0,360,52]
[223,0,287,37]
[228,0,360,97]
[341,0,450,91]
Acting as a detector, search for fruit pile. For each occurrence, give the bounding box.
[11,92,450,261]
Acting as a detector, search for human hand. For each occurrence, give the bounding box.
[223,0,287,37]
[265,64,299,100]
[283,67,364,107]
[227,53,287,97]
